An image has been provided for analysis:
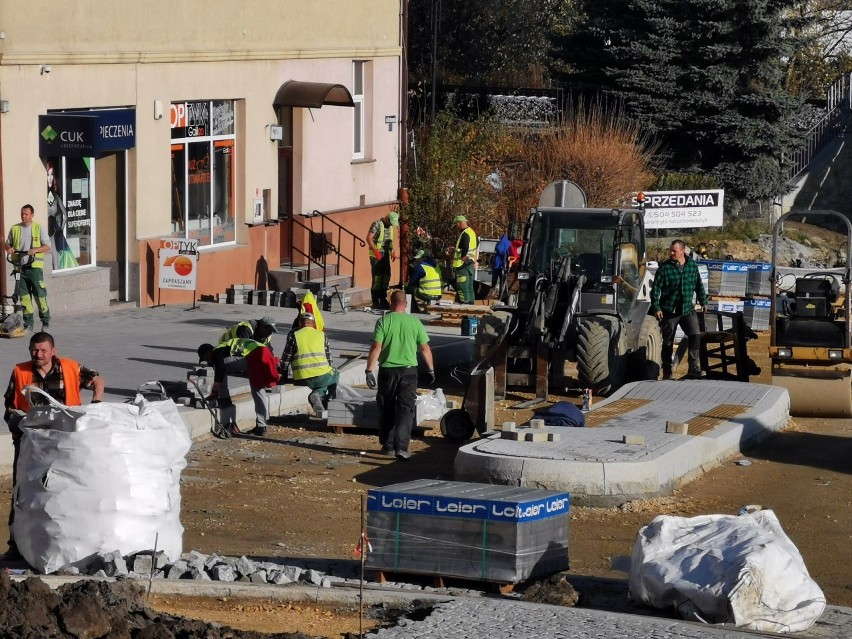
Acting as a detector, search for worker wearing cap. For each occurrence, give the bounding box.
[219,316,278,350]
[405,250,442,313]
[451,215,478,304]
[279,312,339,414]
[197,336,279,436]
[366,212,399,309]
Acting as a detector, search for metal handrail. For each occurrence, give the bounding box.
[288,210,366,291]
[786,72,851,182]
[786,107,844,181]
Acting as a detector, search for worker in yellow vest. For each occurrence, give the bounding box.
[405,250,442,313]
[219,316,278,349]
[279,312,339,414]
[5,205,52,331]
[451,214,478,304]
[197,337,279,436]
[366,212,399,309]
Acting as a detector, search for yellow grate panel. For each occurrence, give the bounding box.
[584,398,654,428]
[687,404,750,436]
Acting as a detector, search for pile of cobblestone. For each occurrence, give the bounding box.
[37,549,499,598]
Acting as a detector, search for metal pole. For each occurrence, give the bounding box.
[359,493,366,639]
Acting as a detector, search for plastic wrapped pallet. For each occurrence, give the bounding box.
[366,480,569,583]
[704,260,749,297]
[746,262,772,297]
[704,299,744,331]
[12,391,192,574]
[743,297,771,331]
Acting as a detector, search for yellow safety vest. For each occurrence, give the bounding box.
[222,337,263,358]
[219,320,272,347]
[10,222,44,269]
[369,223,394,255]
[452,227,478,268]
[292,327,332,380]
[418,264,442,298]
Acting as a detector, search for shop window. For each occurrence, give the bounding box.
[45,157,93,270]
[170,100,236,246]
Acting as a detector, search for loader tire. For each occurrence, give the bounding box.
[577,317,625,396]
[636,315,663,380]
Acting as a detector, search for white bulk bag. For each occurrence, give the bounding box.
[12,389,192,574]
[629,510,825,633]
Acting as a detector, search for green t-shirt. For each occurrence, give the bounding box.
[372,312,429,368]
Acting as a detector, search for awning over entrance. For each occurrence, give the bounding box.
[273,81,354,109]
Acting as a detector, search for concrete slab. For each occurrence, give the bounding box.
[454,380,790,506]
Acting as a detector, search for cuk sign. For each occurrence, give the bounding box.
[39,109,136,158]
[638,189,724,229]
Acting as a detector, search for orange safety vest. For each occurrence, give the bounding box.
[12,358,82,411]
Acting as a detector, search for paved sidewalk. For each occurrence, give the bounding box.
[0,302,475,473]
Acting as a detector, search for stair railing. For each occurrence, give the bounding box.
[288,209,366,292]
[786,72,851,182]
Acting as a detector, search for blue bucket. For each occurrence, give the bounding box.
[461,316,478,336]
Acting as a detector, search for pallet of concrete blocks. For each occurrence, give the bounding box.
[746,262,772,297]
[743,297,771,331]
[704,299,745,332]
[226,284,254,305]
[366,479,570,584]
[703,260,749,297]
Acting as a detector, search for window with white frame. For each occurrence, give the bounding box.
[170,100,236,247]
[352,61,365,159]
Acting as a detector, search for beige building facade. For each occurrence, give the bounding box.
[0,1,403,309]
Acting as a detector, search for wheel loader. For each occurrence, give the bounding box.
[441,180,662,440]
[769,210,852,417]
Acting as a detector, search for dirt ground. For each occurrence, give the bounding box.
[160,330,852,636]
[1,332,849,638]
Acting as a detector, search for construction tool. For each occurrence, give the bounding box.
[187,377,234,439]
[1,252,27,338]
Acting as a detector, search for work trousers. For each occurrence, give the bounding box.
[453,261,476,304]
[370,255,391,307]
[17,267,50,328]
[376,366,418,454]
[660,311,702,375]
[299,368,340,405]
[221,356,269,430]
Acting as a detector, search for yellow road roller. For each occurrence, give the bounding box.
[769,210,852,417]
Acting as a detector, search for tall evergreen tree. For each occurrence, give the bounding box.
[552,0,811,200]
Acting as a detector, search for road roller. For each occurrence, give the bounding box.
[769,210,852,417]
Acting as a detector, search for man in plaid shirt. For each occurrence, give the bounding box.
[650,240,708,379]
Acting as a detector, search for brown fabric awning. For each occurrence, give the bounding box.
[273,81,354,108]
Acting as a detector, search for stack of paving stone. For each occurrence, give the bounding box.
[219,284,311,307]
[327,388,380,428]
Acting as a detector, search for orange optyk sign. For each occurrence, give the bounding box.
[159,237,199,290]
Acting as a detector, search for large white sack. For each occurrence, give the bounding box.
[629,510,825,633]
[12,390,192,574]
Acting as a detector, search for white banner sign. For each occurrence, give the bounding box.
[639,189,724,229]
[158,237,199,291]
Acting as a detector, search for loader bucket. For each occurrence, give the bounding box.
[772,366,852,417]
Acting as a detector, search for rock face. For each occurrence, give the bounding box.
[0,571,317,639]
